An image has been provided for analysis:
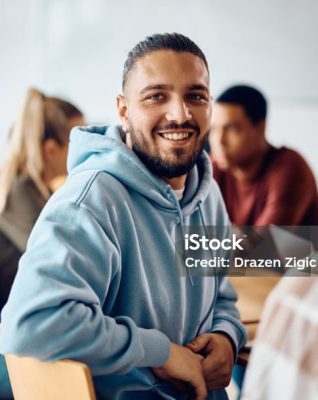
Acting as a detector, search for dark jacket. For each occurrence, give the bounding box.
[0,175,46,310]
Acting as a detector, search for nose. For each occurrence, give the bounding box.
[165,98,192,124]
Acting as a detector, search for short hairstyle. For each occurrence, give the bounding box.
[122,33,209,90]
[216,85,267,124]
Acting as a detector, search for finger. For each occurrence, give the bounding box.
[201,352,219,374]
[187,334,210,353]
[205,375,232,390]
[195,353,205,362]
[188,369,207,400]
[203,358,232,390]
[203,351,231,369]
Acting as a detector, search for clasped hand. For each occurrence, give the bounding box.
[153,332,234,400]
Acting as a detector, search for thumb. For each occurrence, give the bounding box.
[186,334,210,353]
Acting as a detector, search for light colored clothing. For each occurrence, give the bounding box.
[0,125,246,399]
[242,275,318,400]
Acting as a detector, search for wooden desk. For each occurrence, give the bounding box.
[230,276,281,324]
[230,276,281,367]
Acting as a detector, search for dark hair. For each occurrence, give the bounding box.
[216,85,267,124]
[122,33,209,90]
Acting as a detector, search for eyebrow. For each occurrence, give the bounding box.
[140,83,210,95]
[140,84,173,95]
[187,84,210,93]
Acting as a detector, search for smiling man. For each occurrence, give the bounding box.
[118,48,211,191]
[0,34,246,400]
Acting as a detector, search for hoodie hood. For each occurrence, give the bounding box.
[67,125,213,215]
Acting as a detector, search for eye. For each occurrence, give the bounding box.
[147,93,164,101]
[227,124,242,134]
[187,93,207,102]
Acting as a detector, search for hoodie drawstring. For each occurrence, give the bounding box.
[196,200,219,333]
[167,187,195,285]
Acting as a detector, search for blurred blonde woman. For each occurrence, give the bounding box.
[0,88,85,310]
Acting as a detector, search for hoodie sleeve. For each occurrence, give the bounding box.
[210,276,247,357]
[0,200,171,376]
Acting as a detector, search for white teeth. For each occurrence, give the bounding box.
[161,132,190,140]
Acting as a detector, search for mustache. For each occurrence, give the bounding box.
[152,122,200,135]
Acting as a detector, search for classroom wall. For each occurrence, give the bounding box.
[1,0,317,175]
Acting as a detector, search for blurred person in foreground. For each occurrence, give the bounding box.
[210,85,318,226]
[0,88,85,311]
[242,273,318,400]
[0,34,246,400]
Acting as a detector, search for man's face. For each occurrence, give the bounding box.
[210,103,265,170]
[117,50,212,179]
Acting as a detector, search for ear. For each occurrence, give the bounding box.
[116,95,129,132]
[42,138,60,162]
[256,120,266,138]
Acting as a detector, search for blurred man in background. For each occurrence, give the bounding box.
[210,85,318,400]
[210,85,318,226]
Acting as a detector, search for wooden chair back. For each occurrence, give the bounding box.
[5,355,96,400]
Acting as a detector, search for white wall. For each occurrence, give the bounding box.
[1,0,317,175]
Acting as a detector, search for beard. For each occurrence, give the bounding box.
[128,122,210,179]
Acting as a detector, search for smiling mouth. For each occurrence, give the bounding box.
[158,131,194,141]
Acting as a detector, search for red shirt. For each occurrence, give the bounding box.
[213,146,318,226]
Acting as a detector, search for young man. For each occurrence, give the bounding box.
[210,85,318,226]
[0,34,246,400]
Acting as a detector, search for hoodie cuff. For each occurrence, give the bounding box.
[137,328,171,368]
[210,319,247,359]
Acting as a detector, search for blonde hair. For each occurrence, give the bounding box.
[0,88,83,213]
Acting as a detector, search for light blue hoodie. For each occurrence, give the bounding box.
[0,125,246,399]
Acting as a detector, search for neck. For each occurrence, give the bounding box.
[232,142,270,181]
[162,174,187,190]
